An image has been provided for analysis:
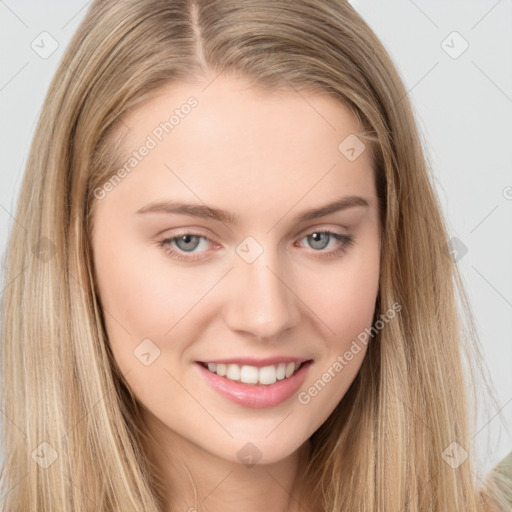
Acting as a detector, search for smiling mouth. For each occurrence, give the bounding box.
[197,360,312,386]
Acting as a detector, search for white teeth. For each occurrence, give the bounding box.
[226,364,240,380]
[203,361,305,385]
[240,365,259,384]
[259,365,277,385]
[276,363,286,380]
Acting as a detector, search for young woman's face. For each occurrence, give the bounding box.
[91,75,380,465]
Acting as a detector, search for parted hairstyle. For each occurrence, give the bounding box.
[1,0,511,510]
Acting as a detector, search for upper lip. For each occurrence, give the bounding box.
[196,356,312,368]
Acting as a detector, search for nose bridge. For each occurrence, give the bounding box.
[226,238,300,340]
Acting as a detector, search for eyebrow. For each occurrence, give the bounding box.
[136,195,370,225]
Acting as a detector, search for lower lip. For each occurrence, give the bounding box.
[194,361,312,409]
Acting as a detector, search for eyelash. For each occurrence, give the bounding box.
[156,229,355,262]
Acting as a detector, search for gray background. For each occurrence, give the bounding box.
[0,0,511,481]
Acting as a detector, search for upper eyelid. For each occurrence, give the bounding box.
[163,227,348,250]
[164,224,349,241]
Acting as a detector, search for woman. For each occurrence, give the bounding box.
[1,0,510,510]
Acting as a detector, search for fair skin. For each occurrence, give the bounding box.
[91,74,381,512]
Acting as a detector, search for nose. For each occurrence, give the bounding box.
[224,250,301,342]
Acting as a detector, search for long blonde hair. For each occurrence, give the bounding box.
[1,0,510,510]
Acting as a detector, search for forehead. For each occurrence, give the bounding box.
[117,74,370,158]
[99,75,377,222]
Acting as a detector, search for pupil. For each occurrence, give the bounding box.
[177,234,199,251]
[310,232,328,249]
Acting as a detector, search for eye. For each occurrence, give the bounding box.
[157,231,213,262]
[157,229,355,262]
[296,230,355,259]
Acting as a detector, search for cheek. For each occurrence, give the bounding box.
[333,269,378,336]
[306,245,380,347]
[91,229,186,372]
[93,229,191,332]
[296,249,379,426]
